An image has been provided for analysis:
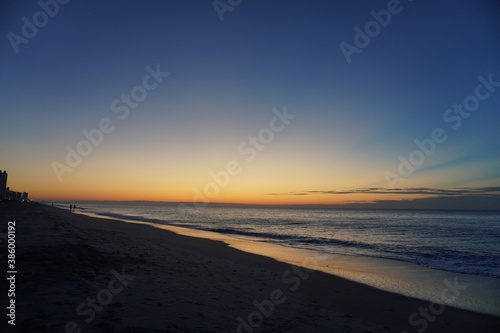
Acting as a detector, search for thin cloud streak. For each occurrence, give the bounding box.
[267,187,500,197]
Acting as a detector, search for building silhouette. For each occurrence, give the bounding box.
[0,170,7,199]
[0,170,28,201]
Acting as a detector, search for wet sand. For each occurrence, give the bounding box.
[1,202,499,332]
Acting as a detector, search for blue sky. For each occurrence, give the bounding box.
[1,0,499,207]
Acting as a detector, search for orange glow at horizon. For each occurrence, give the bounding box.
[4,142,489,206]
[25,179,426,206]
[6,158,438,205]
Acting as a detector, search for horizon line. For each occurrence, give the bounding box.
[30,198,500,212]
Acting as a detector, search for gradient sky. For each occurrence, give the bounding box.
[1,0,500,208]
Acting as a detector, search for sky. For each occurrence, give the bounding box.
[1,0,500,209]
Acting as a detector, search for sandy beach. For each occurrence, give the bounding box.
[1,202,499,332]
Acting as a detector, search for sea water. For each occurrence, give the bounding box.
[58,202,500,315]
[66,203,500,278]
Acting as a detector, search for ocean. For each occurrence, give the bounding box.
[61,202,500,279]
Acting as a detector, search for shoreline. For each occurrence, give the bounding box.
[2,202,499,332]
[78,209,500,317]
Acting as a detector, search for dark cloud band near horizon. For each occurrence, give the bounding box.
[267,187,500,197]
